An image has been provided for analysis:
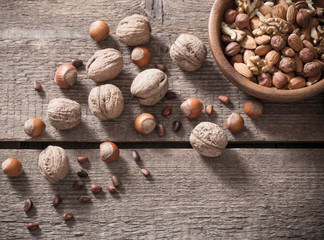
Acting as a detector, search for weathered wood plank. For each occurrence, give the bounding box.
[0,148,323,239]
[0,0,323,142]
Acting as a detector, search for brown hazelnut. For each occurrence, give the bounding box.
[2,158,23,177]
[99,141,119,163]
[299,48,314,63]
[279,57,297,73]
[224,42,241,56]
[303,62,322,77]
[55,64,77,88]
[89,20,109,42]
[281,47,295,57]
[131,46,151,67]
[288,77,306,89]
[320,54,324,62]
[231,54,243,64]
[257,73,272,87]
[296,9,312,28]
[24,118,46,138]
[224,9,238,24]
[226,113,244,133]
[272,72,288,89]
[244,100,264,119]
[271,35,286,51]
[134,113,157,135]
[235,13,249,29]
[180,97,203,119]
[221,34,234,43]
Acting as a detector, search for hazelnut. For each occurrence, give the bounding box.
[88,84,124,120]
[47,98,81,130]
[279,57,297,73]
[257,73,272,87]
[180,97,203,119]
[131,46,151,67]
[55,64,77,88]
[296,9,313,28]
[24,118,46,138]
[116,14,151,46]
[281,47,295,57]
[134,113,157,135]
[224,9,238,24]
[299,48,314,63]
[189,122,228,157]
[288,77,306,89]
[304,62,322,77]
[235,13,249,29]
[244,100,264,119]
[320,54,324,62]
[224,42,241,56]
[170,34,207,71]
[2,158,23,177]
[272,72,289,89]
[271,35,286,51]
[89,20,109,42]
[99,141,119,163]
[221,34,234,43]
[226,113,244,133]
[231,54,243,64]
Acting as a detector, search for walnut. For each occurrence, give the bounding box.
[257,17,292,35]
[47,98,81,130]
[130,69,168,106]
[170,34,207,71]
[235,0,262,15]
[86,48,123,83]
[247,56,273,74]
[189,122,228,157]
[88,84,124,120]
[38,146,69,183]
[221,22,247,42]
[116,14,151,46]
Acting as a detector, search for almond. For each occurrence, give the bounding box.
[288,77,306,89]
[281,47,296,57]
[265,50,281,65]
[240,35,257,50]
[243,50,255,64]
[273,5,287,20]
[259,6,273,16]
[293,55,304,72]
[277,0,289,11]
[302,40,318,59]
[288,34,303,52]
[234,63,253,78]
[255,35,271,45]
[254,45,272,56]
[286,5,297,24]
[250,17,261,30]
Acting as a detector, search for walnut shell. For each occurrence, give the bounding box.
[130,69,168,106]
[170,34,207,71]
[88,84,124,120]
[38,145,69,183]
[48,98,81,130]
[86,48,123,83]
[116,14,151,46]
[189,122,228,157]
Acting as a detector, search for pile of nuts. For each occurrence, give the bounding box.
[222,0,324,89]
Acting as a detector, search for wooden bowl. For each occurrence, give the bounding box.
[208,0,324,102]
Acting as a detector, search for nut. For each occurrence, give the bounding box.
[255,35,271,45]
[225,42,241,56]
[258,17,293,35]
[231,54,243,64]
[156,123,165,137]
[131,46,151,67]
[39,146,69,183]
[77,169,88,178]
[88,84,124,120]
[77,156,88,164]
[24,118,46,138]
[243,50,255,64]
[27,223,39,231]
[189,122,228,157]
[303,61,322,77]
[288,76,306,89]
[131,150,140,162]
[279,57,297,73]
[130,69,168,106]
[107,185,117,193]
[299,48,314,63]
[78,196,91,203]
[162,106,172,117]
[89,20,109,42]
[271,35,286,51]
[172,121,182,133]
[91,184,102,194]
[71,59,83,69]
[272,72,289,89]
[235,13,250,29]
[141,169,150,176]
[55,64,77,88]
[62,212,74,221]
[48,98,81,130]
[116,14,151,46]
[134,113,156,135]
[286,5,298,24]
[303,40,318,59]
[247,56,273,74]
[234,63,253,78]
[226,113,244,133]
[221,22,247,42]
[254,45,272,56]
[240,35,257,49]
[180,97,203,119]
[99,141,119,163]
[308,72,321,84]
[165,91,177,99]
[257,73,272,87]
[295,1,308,10]
[218,95,230,104]
[2,158,23,177]
[224,9,238,24]
[86,48,123,83]
[205,105,213,116]
[281,47,296,57]
[243,100,264,119]
[52,195,62,207]
[250,17,261,30]
[293,55,304,72]
[72,180,85,190]
[273,4,287,20]
[112,175,121,187]
[170,34,207,71]
[24,199,33,212]
[259,6,273,16]
[221,34,235,43]
[296,9,313,28]
[265,50,281,65]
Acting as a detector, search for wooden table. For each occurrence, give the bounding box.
[0,0,323,239]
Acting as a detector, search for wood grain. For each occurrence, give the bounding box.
[0,148,323,239]
[0,0,323,142]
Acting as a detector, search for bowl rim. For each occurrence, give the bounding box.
[207,0,324,102]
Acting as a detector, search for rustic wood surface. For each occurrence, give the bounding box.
[0,0,323,142]
[0,149,323,239]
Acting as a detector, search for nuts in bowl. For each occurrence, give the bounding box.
[208,0,324,101]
